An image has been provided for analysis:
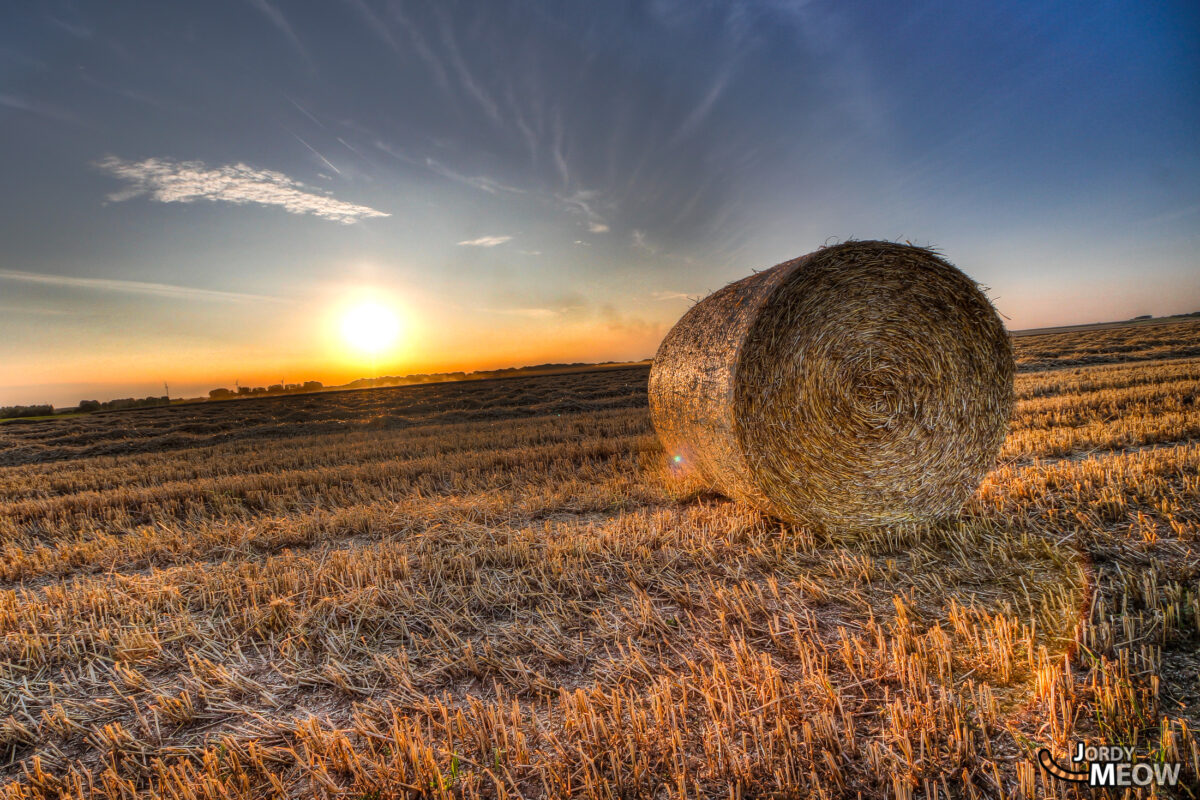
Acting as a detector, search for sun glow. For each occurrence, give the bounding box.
[340,299,402,356]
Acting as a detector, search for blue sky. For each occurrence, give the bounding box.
[2,0,1198,406]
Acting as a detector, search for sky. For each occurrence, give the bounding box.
[2,0,1198,407]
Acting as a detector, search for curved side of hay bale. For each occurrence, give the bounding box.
[647,253,813,513]
[649,241,1014,529]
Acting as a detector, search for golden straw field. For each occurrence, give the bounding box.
[1,319,1198,798]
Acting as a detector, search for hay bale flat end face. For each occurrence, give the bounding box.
[648,241,1015,529]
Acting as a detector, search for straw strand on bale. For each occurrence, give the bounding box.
[649,241,1014,530]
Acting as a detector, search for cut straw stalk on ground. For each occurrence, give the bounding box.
[0,320,1197,797]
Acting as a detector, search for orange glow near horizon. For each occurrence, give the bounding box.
[0,280,677,406]
[321,287,418,373]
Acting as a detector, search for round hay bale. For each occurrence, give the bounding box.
[648,241,1013,529]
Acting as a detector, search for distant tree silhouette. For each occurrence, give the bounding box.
[1,404,54,418]
[100,396,169,411]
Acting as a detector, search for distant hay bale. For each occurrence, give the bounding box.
[649,241,1014,529]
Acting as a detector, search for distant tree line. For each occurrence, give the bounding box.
[203,362,640,399]
[4,360,648,420]
[338,363,621,391]
[6,360,649,419]
[208,381,324,400]
[341,373,469,390]
[0,404,54,419]
[77,396,170,412]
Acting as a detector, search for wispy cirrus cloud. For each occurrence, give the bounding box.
[425,157,525,195]
[290,132,340,175]
[0,269,286,303]
[96,156,388,223]
[0,303,70,316]
[0,93,82,125]
[246,0,310,64]
[557,189,609,231]
[457,235,512,247]
[434,4,503,126]
[632,229,657,253]
[671,71,731,143]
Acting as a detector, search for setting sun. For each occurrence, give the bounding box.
[340,300,402,356]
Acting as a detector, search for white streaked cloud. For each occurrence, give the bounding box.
[0,304,70,316]
[632,229,657,252]
[652,290,692,301]
[588,222,610,233]
[425,157,525,195]
[0,269,286,303]
[457,235,512,247]
[439,21,502,125]
[1135,202,1200,228]
[671,71,731,142]
[48,15,93,39]
[96,156,388,223]
[246,0,310,63]
[386,5,451,92]
[0,93,82,125]
[557,189,608,229]
[291,132,340,175]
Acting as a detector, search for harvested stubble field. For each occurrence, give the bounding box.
[1,319,1198,799]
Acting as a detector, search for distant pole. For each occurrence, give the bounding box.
[164,381,169,400]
